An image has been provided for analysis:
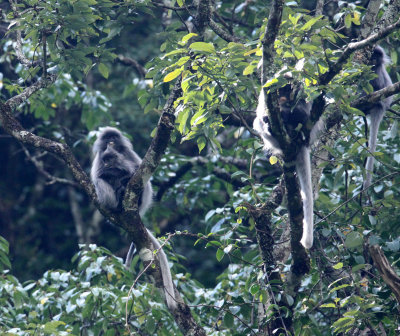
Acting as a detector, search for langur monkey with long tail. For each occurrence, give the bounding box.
[253,84,323,249]
[90,127,177,310]
[253,46,393,249]
[362,46,393,190]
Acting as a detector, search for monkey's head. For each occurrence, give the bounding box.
[371,46,390,67]
[278,85,310,129]
[92,127,138,179]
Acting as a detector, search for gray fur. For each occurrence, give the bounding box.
[363,46,393,190]
[254,89,323,249]
[91,127,152,214]
[90,127,177,310]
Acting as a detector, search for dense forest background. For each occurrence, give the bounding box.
[1,0,400,335]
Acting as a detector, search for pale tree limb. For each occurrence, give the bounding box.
[373,0,400,35]
[360,0,383,39]
[9,0,41,68]
[315,0,324,16]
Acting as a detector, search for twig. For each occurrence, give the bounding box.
[21,145,78,187]
[117,55,146,78]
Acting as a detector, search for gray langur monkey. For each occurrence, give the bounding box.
[90,127,177,310]
[253,84,324,249]
[362,46,393,190]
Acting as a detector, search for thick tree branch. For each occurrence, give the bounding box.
[261,0,284,81]
[374,0,400,35]
[257,0,310,291]
[369,244,400,304]
[0,76,99,205]
[352,81,400,109]
[246,183,293,333]
[0,75,207,334]
[194,0,211,37]
[123,79,183,214]
[360,0,382,39]
[321,16,400,85]
[115,79,206,334]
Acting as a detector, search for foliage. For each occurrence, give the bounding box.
[1,0,400,335]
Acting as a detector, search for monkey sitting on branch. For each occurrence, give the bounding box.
[90,127,177,310]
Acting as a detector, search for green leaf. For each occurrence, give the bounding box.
[301,16,321,31]
[197,136,206,153]
[43,321,66,333]
[216,248,224,261]
[344,14,352,28]
[333,262,343,270]
[224,312,234,328]
[243,63,255,75]
[164,68,183,82]
[98,63,109,79]
[329,284,350,294]
[0,236,9,254]
[181,33,198,44]
[344,232,363,249]
[285,294,294,306]
[189,42,215,53]
[250,284,260,295]
[259,290,268,304]
[231,171,247,178]
[163,49,186,57]
[351,264,366,272]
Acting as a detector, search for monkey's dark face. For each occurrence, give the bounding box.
[96,131,137,187]
[98,133,128,168]
[278,86,310,129]
[371,47,384,67]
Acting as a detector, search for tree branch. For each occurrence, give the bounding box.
[261,0,284,81]
[208,19,242,43]
[321,16,400,85]
[369,244,400,304]
[194,0,211,37]
[352,81,400,109]
[21,145,78,187]
[359,0,383,39]
[315,0,324,16]
[117,55,146,78]
[9,0,41,68]
[0,74,207,334]
[0,76,99,206]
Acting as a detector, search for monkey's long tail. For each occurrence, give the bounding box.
[296,146,314,249]
[364,109,385,190]
[125,231,177,310]
[147,229,178,310]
